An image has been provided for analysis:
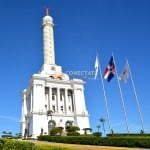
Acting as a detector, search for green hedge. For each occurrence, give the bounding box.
[0,139,5,149]
[67,132,80,136]
[38,135,150,148]
[0,139,34,150]
[107,133,150,137]
[0,138,72,150]
[92,132,102,137]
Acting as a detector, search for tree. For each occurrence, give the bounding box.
[14,133,22,139]
[1,131,13,139]
[100,117,105,135]
[1,131,7,138]
[8,132,12,138]
[96,125,101,133]
[2,131,6,134]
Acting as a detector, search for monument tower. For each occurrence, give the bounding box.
[20,8,90,138]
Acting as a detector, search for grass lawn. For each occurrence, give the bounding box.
[33,141,143,150]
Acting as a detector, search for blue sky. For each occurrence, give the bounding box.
[0,0,150,135]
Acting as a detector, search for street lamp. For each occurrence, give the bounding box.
[47,110,53,121]
[47,110,53,135]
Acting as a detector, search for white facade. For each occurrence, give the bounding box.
[20,9,90,138]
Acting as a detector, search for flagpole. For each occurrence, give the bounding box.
[127,59,145,132]
[97,53,112,133]
[113,54,130,133]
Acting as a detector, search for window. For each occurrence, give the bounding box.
[65,120,73,127]
[52,93,55,100]
[49,76,54,79]
[68,106,71,111]
[60,106,63,111]
[52,105,55,112]
[68,90,72,102]
[45,87,49,94]
[68,95,71,102]
[60,93,63,101]
[51,66,55,71]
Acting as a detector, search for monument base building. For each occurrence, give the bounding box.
[20,9,90,138]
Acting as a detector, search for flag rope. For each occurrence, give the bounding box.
[96,53,112,133]
[113,54,130,133]
[127,59,145,132]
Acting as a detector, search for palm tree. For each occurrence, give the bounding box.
[100,117,105,135]
[96,125,101,133]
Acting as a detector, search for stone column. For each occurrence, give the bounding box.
[71,89,76,113]
[48,87,51,110]
[65,89,69,113]
[57,88,60,113]
[30,90,33,112]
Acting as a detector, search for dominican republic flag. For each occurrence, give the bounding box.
[103,56,115,82]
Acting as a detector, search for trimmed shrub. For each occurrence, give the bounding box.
[65,126,80,136]
[65,126,80,132]
[38,135,50,141]
[67,132,80,136]
[0,138,73,150]
[0,138,5,149]
[93,132,102,137]
[38,135,150,148]
[107,133,150,137]
[83,128,92,135]
[50,127,64,136]
[3,140,34,150]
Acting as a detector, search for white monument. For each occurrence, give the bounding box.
[20,8,90,138]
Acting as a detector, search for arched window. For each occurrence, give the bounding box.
[65,120,73,127]
[49,76,54,79]
[48,120,56,134]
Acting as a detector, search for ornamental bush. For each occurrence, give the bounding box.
[50,127,64,136]
[67,132,80,136]
[107,133,150,137]
[3,139,34,150]
[92,132,102,137]
[0,139,5,149]
[0,138,72,150]
[38,135,150,148]
[65,126,80,132]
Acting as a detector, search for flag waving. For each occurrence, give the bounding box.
[119,61,129,83]
[94,55,99,79]
[103,56,115,82]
